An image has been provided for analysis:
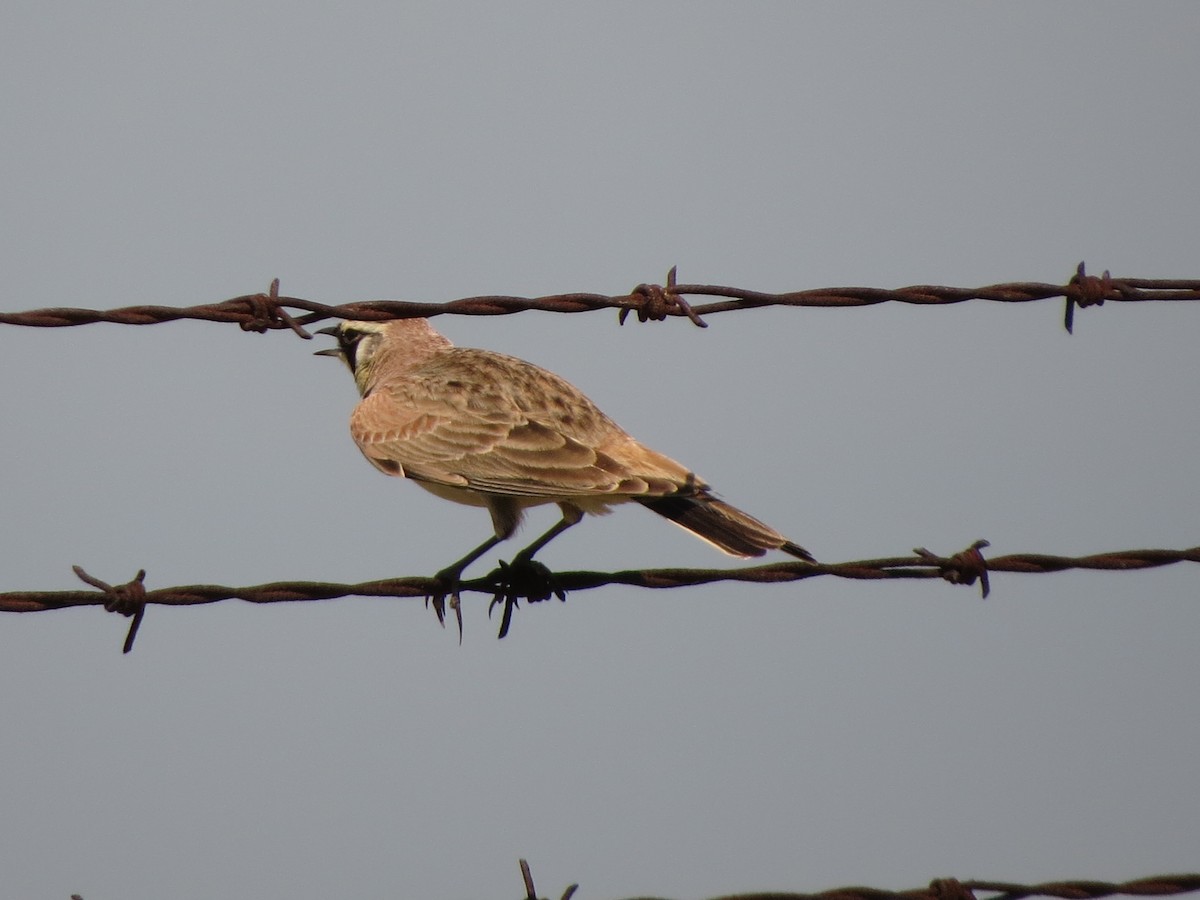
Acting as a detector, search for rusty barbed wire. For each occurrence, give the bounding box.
[2,264,1198,335]
[511,862,1200,900]
[65,869,1200,900]
[70,565,146,654]
[3,543,1196,648]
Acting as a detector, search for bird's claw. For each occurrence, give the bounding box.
[426,571,465,642]
[486,557,568,639]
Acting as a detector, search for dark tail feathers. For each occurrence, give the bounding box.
[638,494,813,561]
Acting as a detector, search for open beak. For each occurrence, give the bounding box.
[313,325,343,357]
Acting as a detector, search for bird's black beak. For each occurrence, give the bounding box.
[313,325,343,358]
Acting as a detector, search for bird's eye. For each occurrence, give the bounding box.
[330,328,359,368]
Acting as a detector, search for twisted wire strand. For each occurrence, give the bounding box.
[2,265,1197,334]
[4,545,1195,616]
[510,868,1200,900]
[64,871,1200,900]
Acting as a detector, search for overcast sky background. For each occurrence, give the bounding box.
[1,4,1197,900]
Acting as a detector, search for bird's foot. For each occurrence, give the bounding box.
[485,557,567,639]
[426,568,466,642]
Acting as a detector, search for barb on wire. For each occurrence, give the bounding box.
[1065,261,1115,334]
[520,858,578,900]
[2,264,1198,335]
[915,538,991,599]
[3,544,1196,648]
[72,565,147,654]
[509,863,1200,900]
[618,264,707,327]
[239,276,311,338]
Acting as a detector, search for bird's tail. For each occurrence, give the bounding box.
[638,494,814,561]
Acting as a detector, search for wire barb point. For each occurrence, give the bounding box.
[240,277,312,338]
[1064,260,1114,334]
[915,539,991,599]
[620,265,707,327]
[73,565,149,653]
[517,858,578,900]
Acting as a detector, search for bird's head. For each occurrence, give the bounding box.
[315,319,452,396]
[315,321,387,394]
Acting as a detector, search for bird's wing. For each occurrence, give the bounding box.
[349,358,688,499]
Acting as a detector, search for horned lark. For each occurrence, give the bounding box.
[317,318,812,623]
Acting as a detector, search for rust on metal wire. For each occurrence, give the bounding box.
[4,544,1196,648]
[72,565,147,653]
[505,866,1200,900]
[239,277,312,338]
[1064,261,1119,333]
[2,264,1198,335]
[619,265,707,327]
[964,876,1200,900]
[915,539,992,599]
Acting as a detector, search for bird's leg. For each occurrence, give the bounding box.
[487,505,584,637]
[512,504,584,565]
[429,533,504,635]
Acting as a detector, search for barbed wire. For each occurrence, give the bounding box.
[513,861,1200,900]
[3,542,1196,649]
[67,872,1200,900]
[2,264,1198,336]
[18,267,1192,898]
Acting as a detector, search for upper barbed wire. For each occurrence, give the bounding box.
[2,264,1198,335]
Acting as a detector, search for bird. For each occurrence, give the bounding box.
[316,318,813,628]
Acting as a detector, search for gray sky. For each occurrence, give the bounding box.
[1,4,1197,899]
